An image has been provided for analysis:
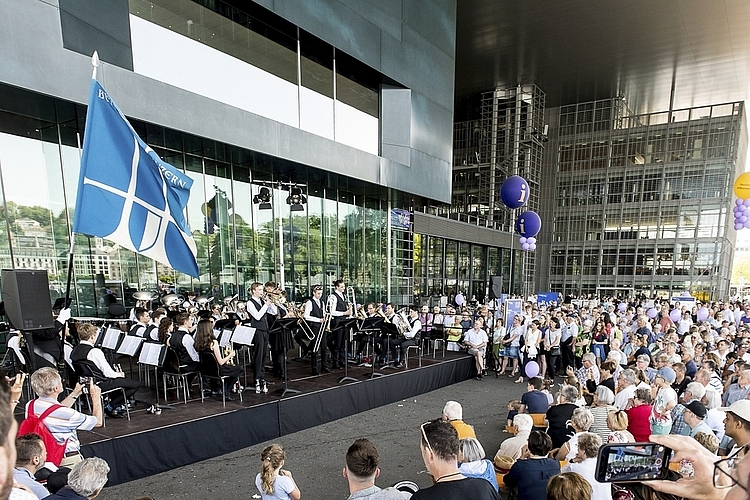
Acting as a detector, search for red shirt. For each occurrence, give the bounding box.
[625,404,653,442]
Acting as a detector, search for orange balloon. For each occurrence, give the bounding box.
[734,172,750,199]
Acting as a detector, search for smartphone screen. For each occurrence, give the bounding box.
[595,443,671,483]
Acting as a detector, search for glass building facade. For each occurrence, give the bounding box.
[0,82,399,314]
[0,0,462,315]
[542,99,748,300]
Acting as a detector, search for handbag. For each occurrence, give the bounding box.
[550,346,561,356]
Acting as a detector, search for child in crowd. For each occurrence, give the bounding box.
[506,400,521,432]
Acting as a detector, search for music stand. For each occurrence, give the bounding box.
[337,318,359,384]
[270,318,300,397]
[137,343,175,411]
[358,316,384,379]
[380,322,400,371]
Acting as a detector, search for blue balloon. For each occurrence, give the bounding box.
[522,242,530,250]
[519,237,527,244]
[736,222,744,230]
[744,220,750,229]
[744,199,750,207]
[515,211,542,238]
[500,175,530,209]
[737,199,744,206]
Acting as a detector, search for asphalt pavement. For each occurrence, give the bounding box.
[98,371,525,500]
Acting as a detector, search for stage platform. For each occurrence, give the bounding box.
[77,350,475,485]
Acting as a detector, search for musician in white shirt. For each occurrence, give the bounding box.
[303,285,329,375]
[129,308,151,337]
[389,306,422,368]
[247,282,273,393]
[327,280,352,369]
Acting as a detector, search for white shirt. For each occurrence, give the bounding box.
[303,298,324,323]
[255,472,296,500]
[80,341,123,379]
[175,328,200,362]
[614,384,636,410]
[563,458,612,500]
[328,291,349,317]
[405,318,422,339]
[464,328,488,349]
[26,397,98,454]
[247,297,270,321]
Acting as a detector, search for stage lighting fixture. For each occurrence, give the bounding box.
[286,186,307,212]
[252,186,272,210]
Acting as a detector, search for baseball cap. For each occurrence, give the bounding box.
[685,400,707,419]
[719,399,750,422]
[656,366,676,384]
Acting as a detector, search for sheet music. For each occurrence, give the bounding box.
[138,342,165,366]
[102,327,123,350]
[116,335,144,356]
[218,328,234,348]
[231,325,256,346]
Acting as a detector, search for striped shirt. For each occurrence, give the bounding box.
[25,397,98,454]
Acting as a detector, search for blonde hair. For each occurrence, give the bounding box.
[260,444,285,494]
[693,431,719,453]
[606,410,628,431]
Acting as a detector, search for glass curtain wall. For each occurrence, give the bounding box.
[0,84,396,315]
[413,234,516,303]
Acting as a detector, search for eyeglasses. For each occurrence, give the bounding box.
[714,443,750,489]
[420,421,433,452]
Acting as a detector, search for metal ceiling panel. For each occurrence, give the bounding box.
[455,0,750,115]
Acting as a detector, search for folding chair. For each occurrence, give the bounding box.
[162,348,199,404]
[198,352,242,407]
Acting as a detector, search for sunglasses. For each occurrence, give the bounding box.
[715,443,750,489]
[420,421,433,452]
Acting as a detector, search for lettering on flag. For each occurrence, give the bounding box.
[73,79,199,277]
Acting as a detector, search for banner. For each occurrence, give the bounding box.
[73,79,199,277]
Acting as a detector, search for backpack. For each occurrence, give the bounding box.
[18,400,68,466]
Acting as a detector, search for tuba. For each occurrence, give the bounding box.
[161,294,183,309]
[133,291,156,311]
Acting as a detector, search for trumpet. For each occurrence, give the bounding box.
[263,287,287,305]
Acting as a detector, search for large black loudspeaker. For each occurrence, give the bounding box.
[489,275,503,299]
[1,269,54,330]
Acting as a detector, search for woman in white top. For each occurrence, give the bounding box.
[499,315,526,379]
[545,317,562,378]
[255,444,301,500]
[521,320,542,384]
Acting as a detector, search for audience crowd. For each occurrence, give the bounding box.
[5,296,750,500]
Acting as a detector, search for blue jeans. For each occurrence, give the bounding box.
[591,343,607,361]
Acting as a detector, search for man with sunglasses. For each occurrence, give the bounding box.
[414,420,499,499]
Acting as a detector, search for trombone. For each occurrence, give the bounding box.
[287,302,316,341]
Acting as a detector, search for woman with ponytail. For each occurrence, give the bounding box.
[254,444,301,500]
